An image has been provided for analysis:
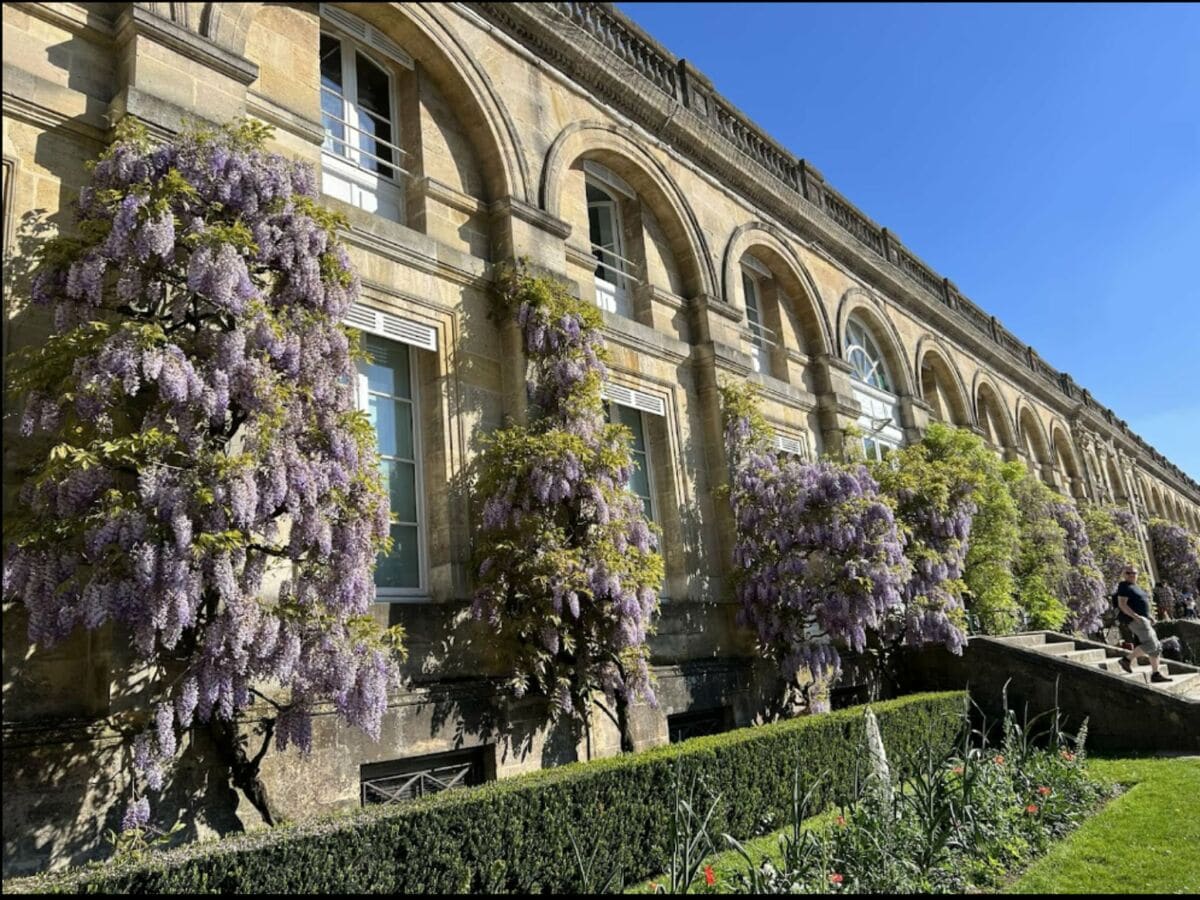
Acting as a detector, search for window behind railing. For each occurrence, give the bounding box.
[360,747,489,806]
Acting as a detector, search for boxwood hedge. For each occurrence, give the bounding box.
[12,691,965,894]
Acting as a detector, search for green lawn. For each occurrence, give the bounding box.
[627,756,1200,895]
[1008,755,1200,894]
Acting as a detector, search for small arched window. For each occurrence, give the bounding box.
[844,317,892,391]
[319,6,413,222]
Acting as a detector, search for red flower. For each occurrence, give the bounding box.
[994,754,1005,765]
[830,873,844,885]
[836,814,847,827]
[1037,786,1052,796]
[952,765,964,776]
[704,865,715,886]
[1026,804,1039,814]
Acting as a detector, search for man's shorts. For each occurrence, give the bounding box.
[1129,617,1163,656]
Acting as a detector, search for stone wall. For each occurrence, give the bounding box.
[3,0,1200,875]
[902,637,1200,753]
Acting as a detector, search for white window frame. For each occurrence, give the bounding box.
[354,335,428,601]
[607,402,658,524]
[586,178,639,317]
[320,20,409,223]
[740,267,775,375]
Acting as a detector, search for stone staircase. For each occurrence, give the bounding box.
[989,631,1200,700]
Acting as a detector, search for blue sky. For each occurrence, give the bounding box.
[617,3,1200,480]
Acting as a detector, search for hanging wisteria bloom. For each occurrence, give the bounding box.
[1147,518,1200,605]
[471,264,663,750]
[870,423,998,654]
[3,120,401,829]
[720,382,911,709]
[1047,498,1107,634]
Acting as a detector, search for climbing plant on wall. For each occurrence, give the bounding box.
[1081,503,1142,589]
[870,422,990,654]
[960,449,1022,636]
[720,381,911,712]
[471,263,663,751]
[3,120,403,830]
[1146,518,1200,602]
[1002,462,1071,631]
[1047,498,1107,634]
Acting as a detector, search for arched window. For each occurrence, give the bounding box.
[844,316,901,462]
[844,318,892,391]
[320,7,412,222]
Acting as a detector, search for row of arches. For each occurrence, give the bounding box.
[194,2,1197,525]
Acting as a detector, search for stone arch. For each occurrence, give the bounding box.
[973,373,1017,452]
[1015,399,1053,470]
[1104,456,1128,504]
[542,121,716,298]
[721,222,833,357]
[198,2,529,203]
[835,289,916,397]
[1049,422,1086,500]
[914,336,973,427]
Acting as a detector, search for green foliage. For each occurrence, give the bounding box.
[1080,503,1142,587]
[1002,462,1070,630]
[962,455,1021,635]
[9,693,965,895]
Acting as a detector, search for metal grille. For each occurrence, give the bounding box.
[360,750,485,807]
[668,707,731,744]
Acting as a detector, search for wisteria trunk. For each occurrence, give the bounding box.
[210,718,277,828]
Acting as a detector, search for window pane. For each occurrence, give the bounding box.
[611,404,645,451]
[368,395,414,460]
[320,34,346,155]
[377,524,420,589]
[356,52,394,178]
[629,451,651,501]
[742,273,761,327]
[587,183,621,286]
[363,338,411,398]
[381,459,417,523]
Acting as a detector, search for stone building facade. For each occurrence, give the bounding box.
[3,1,1199,875]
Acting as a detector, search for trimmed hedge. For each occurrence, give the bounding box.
[12,691,965,894]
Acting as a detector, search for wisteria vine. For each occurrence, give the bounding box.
[1147,518,1200,605]
[720,382,910,707]
[1047,499,1107,634]
[471,264,663,744]
[3,120,402,828]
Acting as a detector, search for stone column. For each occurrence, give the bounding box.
[808,353,862,460]
[899,395,933,446]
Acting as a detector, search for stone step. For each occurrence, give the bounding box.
[1159,673,1200,696]
[1038,641,1081,656]
[995,633,1054,648]
[1063,648,1108,664]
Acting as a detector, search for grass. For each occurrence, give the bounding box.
[625,755,1200,895]
[1008,755,1200,894]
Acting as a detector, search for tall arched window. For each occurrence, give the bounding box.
[844,316,902,461]
[320,6,412,222]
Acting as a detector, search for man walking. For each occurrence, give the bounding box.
[1114,565,1172,683]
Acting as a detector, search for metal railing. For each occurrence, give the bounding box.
[591,243,642,287]
[321,86,409,179]
[360,761,474,806]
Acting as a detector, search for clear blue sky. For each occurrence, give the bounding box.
[617,3,1200,480]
